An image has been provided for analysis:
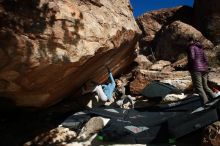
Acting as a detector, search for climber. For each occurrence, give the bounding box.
[115,79,135,108]
[82,66,116,102]
[186,38,216,106]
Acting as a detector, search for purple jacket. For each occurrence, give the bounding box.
[187,42,208,72]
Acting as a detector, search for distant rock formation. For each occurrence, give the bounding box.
[136,4,219,66]
[155,21,214,62]
[131,2,220,97]
[0,0,141,108]
[136,6,193,53]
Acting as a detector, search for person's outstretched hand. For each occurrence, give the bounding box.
[105,65,111,73]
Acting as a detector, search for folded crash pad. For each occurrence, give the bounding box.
[141,81,180,100]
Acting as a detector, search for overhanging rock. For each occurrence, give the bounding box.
[0,0,141,108]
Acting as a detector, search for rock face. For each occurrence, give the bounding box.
[0,0,140,108]
[155,21,214,62]
[149,60,171,71]
[134,55,153,70]
[201,121,220,146]
[130,69,191,95]
[208,45,220,67]
[24,127,77,146]
[209,68,220,87]
[193,0,220,44]
[136,6,193,53]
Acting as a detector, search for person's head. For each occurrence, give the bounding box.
[189,37,200,43]
[116,79,123,88]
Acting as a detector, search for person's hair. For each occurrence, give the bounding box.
[187,38,201,47]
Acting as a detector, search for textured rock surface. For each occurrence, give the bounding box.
[155,21,214,62]
[193,0,220,44]
[149,60,171,71]
[77,117,104,140]
[208,45,220,67]
[134,55,153,69]
[130,69,191,95]
[24,127,77,146]
[160,78,192,91]
[136,6,193,52]
[201,121,220,146]
[209,68,220,87]
[0,0,140,108]
[162,93,187,103]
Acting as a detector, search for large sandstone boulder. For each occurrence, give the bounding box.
[193,0,220,44]
[0,0,141,108]
[130,69,191,95]
[155,21,214,62]
[136,6,193,53]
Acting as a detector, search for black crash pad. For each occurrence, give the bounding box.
[61,97,220,144]
[141,81,180,100]
[168,108,218,138]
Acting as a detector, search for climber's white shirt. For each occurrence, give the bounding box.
[93,85,108,101]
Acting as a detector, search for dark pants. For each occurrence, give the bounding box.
[191,72,215,104]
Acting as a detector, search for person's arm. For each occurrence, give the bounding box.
[189,46,195,60]
[105,66,116,86]
[203,51,210,71]
[109,72,116,86]
[203,51,208,63]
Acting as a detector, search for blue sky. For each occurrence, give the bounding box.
[130,0,194,17]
